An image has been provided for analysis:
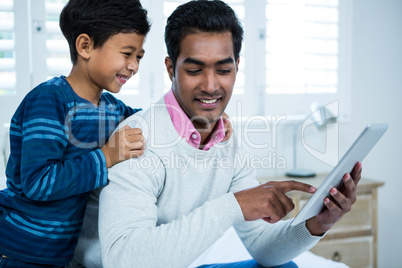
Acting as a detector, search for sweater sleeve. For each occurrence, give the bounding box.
[98,151,244,268]
[227,153,322,266]
[16,88,108,201]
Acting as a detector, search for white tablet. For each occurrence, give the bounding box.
[290,123,388,226]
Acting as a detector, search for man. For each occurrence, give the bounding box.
[73,1,362,267]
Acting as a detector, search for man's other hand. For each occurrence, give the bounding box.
[306,162,362,236]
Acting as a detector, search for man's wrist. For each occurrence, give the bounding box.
[306,217,332,236]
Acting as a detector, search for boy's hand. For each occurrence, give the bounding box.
[222,112,233,142]
[101,126,145,168]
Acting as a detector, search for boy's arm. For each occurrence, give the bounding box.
[103,93,141,119]
[19,137,107,202]
[16,89,121,201]
[122,103,142,119]
[99,152,244,268]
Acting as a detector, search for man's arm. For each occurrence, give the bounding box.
[98,151,244,268]
[230,161,362,266]
[227,164,322,266]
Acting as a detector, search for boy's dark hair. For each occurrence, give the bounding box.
[164,0,244,74]
[60,0,151,64]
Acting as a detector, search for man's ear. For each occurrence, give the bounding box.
[75,33,93,60]
[165,57,174,81]
[235,57,240,72]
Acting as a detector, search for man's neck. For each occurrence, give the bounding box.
[193,121,217,149]
[164,90,225,151]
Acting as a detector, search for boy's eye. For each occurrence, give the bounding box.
[122,52,131,57]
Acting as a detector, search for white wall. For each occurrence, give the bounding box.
[350,1,402,267]
[249,1,402,267]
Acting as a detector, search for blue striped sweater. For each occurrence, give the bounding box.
[0,76,139,265]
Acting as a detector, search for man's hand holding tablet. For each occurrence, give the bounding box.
[292,123,388,235]
[306,162,362,236]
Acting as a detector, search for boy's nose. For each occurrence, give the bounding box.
[128,60,139,75]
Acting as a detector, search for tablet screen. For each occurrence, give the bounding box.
[290,123,388,226]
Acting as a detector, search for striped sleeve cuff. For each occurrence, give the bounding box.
[92,149,108,188]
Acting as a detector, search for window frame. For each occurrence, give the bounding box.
[0,0,32,128]
[141,0,352,120]
[261,0,352,120]
[0,0,353,129]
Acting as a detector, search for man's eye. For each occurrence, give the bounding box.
[218,69,231,74]
[186,69,201,75]
[123,52,131,57]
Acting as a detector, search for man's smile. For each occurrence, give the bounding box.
[195,97,223,109]
[199,99,218,104]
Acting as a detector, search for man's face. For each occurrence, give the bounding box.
[166,32,239,129]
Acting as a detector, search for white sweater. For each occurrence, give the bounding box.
[75,97,321,268]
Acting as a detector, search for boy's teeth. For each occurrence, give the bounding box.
[118,75,128,81]
[200,99,218,104]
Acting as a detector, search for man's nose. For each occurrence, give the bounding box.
[202,71,219,93]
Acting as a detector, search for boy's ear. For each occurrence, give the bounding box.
[165,57,174,81]
[75,33,93,60]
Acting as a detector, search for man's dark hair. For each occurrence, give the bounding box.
[164,0,244,74]
[60,0,151,64]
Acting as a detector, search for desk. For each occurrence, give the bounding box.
[257,175,384,268]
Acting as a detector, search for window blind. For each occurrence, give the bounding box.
[2,0,351,119]
[45,0,70,79]
[0,0,16,95]
[265,0,339,95]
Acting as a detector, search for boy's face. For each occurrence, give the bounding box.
[166,32,239,128]
[87,32,145,94]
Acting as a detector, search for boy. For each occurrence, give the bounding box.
[0,0,150,266]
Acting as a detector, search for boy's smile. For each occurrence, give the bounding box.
[166,32,239,130]
[116,73,131,85]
